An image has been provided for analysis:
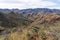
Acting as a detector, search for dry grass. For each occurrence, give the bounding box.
[0,14,60,40]
[8,29,28,40]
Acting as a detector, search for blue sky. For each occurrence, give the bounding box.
[0,0,60,9]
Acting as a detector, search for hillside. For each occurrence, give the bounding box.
[0,8,60,40]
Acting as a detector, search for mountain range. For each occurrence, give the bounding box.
[0,8,60,14]
[0,8,60,40]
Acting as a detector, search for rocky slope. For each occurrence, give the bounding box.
[0,8,60,40]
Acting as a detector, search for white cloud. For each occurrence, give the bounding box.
[0,3,27,9]
[18,0,43,2]
[47,7,60,9]
[28,1,56,8]
[0,0,57,9]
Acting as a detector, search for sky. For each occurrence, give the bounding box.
[0,0,60,9]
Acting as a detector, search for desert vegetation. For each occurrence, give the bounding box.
[0,8,60,40]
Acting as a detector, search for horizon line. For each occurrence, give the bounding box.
[0,8,60,10]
